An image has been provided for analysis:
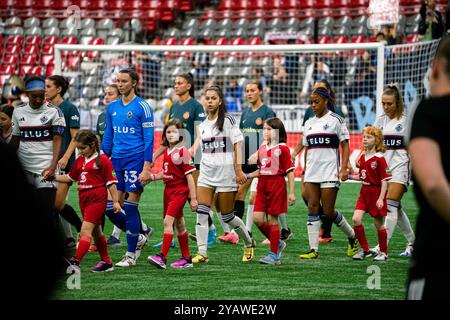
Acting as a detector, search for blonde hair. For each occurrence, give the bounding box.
[382,83,404,120]
[362,126,385,153]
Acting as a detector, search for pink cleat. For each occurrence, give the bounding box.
[261,238,270,245]
[218,232,239,244]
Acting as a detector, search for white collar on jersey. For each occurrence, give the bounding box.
[84,152,99,164]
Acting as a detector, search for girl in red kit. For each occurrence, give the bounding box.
[350,126,392,261]
[247,117,296,265]
[147,119,198,269]
[56,130,121,273]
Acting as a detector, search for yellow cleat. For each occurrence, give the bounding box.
[299,249,320,259]
[242,239,256,262]
[192,253,209,264]
[347,238,360,257]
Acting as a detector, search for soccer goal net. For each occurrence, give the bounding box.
[54,39,439,175]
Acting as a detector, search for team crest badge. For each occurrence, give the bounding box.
[127,111,133,119]
[172,151,182,165]
[183,112,190,119]
[274,148,282,157]
[40,115,48,124]
[395,124,402,132]
[371,161,378,170]
[323,123,329,130]
[255,117,262,126]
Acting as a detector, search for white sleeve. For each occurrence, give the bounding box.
[11,112,20,136]
[302,120,309,146]
[229,117,243,145]
[338,121,350,142]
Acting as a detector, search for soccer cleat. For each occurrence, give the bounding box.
[136,233,148,251]
[90,260,114,273]
[277,240,286,259]
[170,257,193,269]
[147,253,167,269]
[259,252,281,265]
[299,249,320,259]
[192,253,209,264]
[352,249,373,260]
[107,235,121,247]
[370,244,380,256]
[152,240,176,249]
[280,228,293,241]
[65,256,80,274]
[347,237,360,257]
[373,252,388,261]
[88,244,97,252]
[207,228,217,248]
[261,238,270,245]
[400,244,413,257]
[143,226,154,239]
[115,255,136,267]
[218,231,239,244]
[242,239,256,262]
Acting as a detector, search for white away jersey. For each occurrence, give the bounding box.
[12,103,66,175]
[373,114,409,172]
[303,111,349,183]
[198,114,243,187]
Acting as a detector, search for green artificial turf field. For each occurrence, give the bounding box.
[53,181,417,300]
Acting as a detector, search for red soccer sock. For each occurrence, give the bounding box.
[75,235,91,263]
[178,232,190,259]
[257,222,271,239]
[269,224,280,256]
[354,224,369,251]
[94,235,112,264]
[377,228,388,255]
[161,232,174,258]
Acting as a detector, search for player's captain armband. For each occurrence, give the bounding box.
[142,122,154,128]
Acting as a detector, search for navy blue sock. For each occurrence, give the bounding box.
[124,200,141,254]
[105,200,126,231]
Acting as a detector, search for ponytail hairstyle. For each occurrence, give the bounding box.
[315,79,336,110]
[47,75,70,97]
[383,83,404,120]
[119,67,140,96]
[161,118,185,147]
[177,72,195,98]
[265,117,287,144]
[205,85,227,132]
[310,87,334,112]
[362,126,386,153]
[74,129,102,169]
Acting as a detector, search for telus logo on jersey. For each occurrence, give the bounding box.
[113,126,136,134]
[20,127,53,141]
[202,136,233,153]
[306,134,339,149]
[384,135,405,149]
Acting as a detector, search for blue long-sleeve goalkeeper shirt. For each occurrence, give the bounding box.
[102,96,154,162]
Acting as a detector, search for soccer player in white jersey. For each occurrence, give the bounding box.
[373,84,415,256]
[299,87,359,259]
[10,76,66,216]
[190,85,255,263]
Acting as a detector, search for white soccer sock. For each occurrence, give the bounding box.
[385,199,400,241]
[278,213,288,230]
[223,212,252,246]
[196,205,210,256]
[245,204,254,232]
[112,225,122,239]
[397,205,415,245]
[333,211,355,238]
[216,211,230,233]
[307,215,320,251]
[60,216,73,239]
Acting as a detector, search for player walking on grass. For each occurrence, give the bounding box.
[299,87,359,259]
[246,117,296,265]
[190,85,255,263]
[102,68,154,267]
[350,126,392,261]
[372,84,415,257]
[57,130,119,273]
[147,119,198,269]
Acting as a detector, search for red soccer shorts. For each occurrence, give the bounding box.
[355,185,388,218]
[164,185,190,218]
[254,175,287,216]
[78,187,107,225]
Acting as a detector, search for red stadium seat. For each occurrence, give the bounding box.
[15,0,33,9]
[333,36,348,43]
[42,44,55,55]
[0,64,16,75]
[318,36,331,44]
[213,38,228,45]
[163,37,178,46]
[66,54,81,70]
[44,36,59,45]
[247,37,262,45]
[5,44,21,55]
[180,37,195,46]
[45,64,55,77]
[20,54,37,65]
[350,35,366,43]
[7,36,23,46]
[25,36,42,47]
[406,34,420,43]
[3,54,19,66]
[40,54,54,65]
[179,0,193,12]
[104,0,123,10]
[22,44,40,56]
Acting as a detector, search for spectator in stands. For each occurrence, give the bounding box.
[284,39,300,105]
[7,75,26,107]
[268,52,288,105]
[140,35,162,100]
[419,0,446,40]
[192,38,210,90]
[383,24,399,45]
[300,55,330,100]
[224,78,243,112]
[328,51,346,94]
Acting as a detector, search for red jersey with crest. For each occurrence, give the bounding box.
[257,143,295,176]
[163,146,196,188]
[359,152,392,186]
[68,153,118,190]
